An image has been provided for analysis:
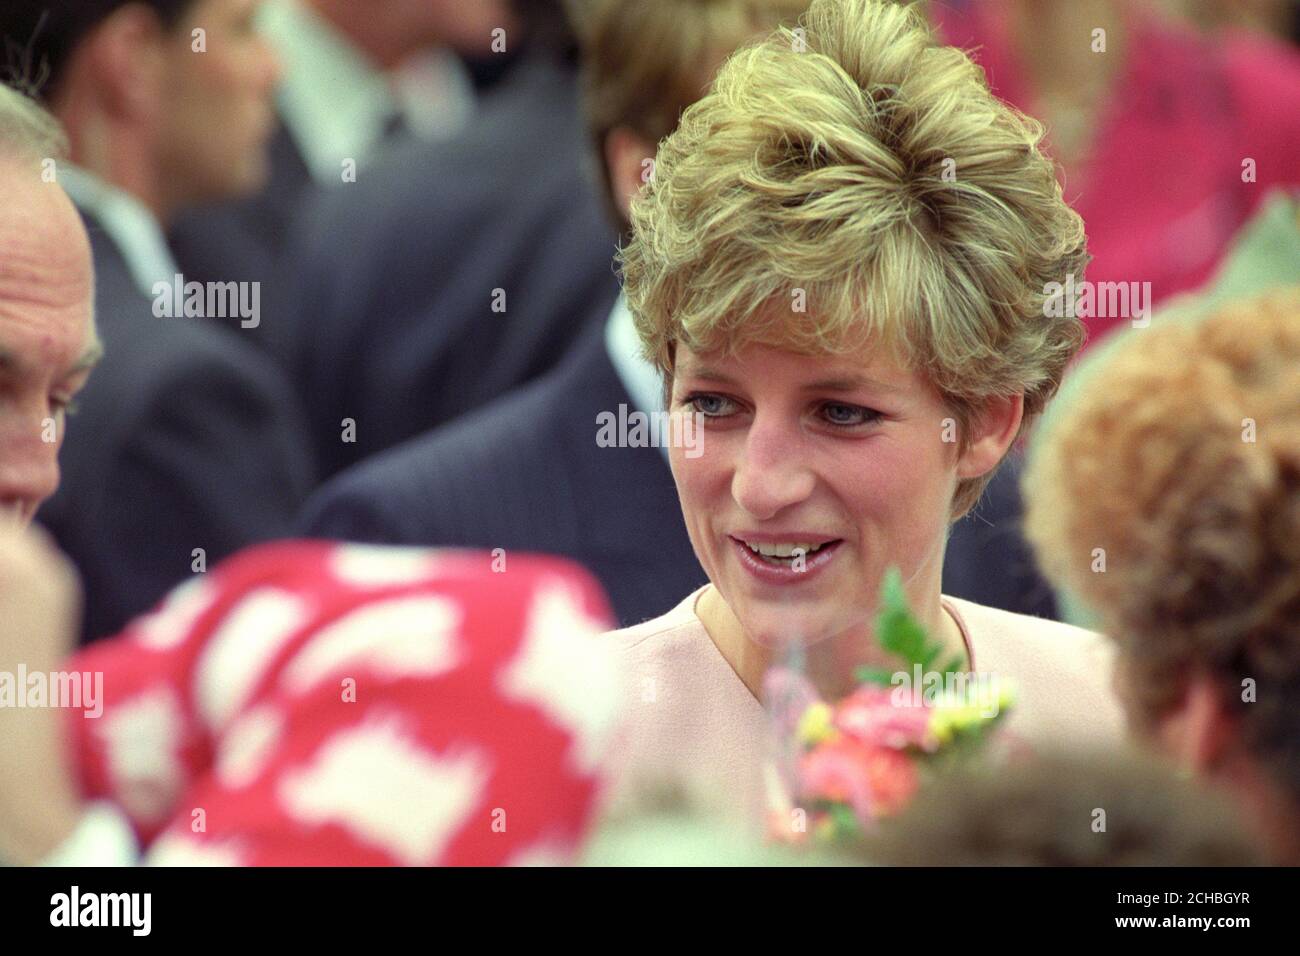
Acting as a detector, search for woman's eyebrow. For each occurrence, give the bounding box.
[682,365,739,385]
[801,374,892,392]
[680,367,893,392]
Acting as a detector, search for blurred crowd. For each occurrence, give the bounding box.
[0,0,1298,868]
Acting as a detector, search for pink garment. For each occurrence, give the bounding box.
[601,587,1126,832]
[936,5,1300,347]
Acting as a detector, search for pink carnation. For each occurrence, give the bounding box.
[799,738,919,821]
[832,684,938,753]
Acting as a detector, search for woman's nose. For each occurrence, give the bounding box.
[730,415,815,521]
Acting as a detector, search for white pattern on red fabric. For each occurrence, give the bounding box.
[276,710,493,866]
[194,588,312,731]
[132,577,218,650]
[92,686,186,824]
[144,832,246,867]
[498,579,625,774]
[65,541,622,865]
[503,838,578,867]
[328,544,446,586]
[216,704,285,789]
[279,594,462,695]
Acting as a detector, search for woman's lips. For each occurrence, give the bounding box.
[728,535,843,585]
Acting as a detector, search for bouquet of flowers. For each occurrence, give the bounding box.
[764,568,1015,844]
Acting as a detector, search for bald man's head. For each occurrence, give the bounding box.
[0,86,99,526]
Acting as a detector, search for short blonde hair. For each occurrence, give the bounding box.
[1024,287,1300,802]
[620,0,1088,517]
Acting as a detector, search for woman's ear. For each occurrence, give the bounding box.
[956,393,1025,480]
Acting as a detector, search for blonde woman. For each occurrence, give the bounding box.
[604,0,1123,826]
[1024,287,1300,865]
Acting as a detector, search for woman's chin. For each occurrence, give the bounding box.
[733,604,836,653]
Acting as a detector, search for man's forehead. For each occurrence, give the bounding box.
[0,261,96,372]
[0,167,97,374]
[0,165,93,276]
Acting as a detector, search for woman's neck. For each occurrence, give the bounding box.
[696,581,969,704]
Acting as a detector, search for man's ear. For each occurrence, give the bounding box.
[603,127,656,224]
[956,393,1025,480]
[78,4,167,120]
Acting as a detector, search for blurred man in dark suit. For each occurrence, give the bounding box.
[1,0,314,644]
[300,0,813,626]
[166,0,516,320]
[276,0,620,479]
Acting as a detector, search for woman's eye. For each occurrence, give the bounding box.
[687,393,737,417]
[820,402,881,427]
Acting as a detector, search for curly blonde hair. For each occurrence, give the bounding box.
[1024,287,1300,801]
[619,0,1088,517]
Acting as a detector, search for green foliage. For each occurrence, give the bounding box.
[871,566,966,678]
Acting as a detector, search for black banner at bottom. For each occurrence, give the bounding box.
[0,865,1287,943]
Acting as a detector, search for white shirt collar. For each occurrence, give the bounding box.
[58,165,178,298]
[258,0,472,185]
[604,291,671,460]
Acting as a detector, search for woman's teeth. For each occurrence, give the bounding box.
[744,541,825,561]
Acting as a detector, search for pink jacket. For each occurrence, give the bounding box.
[602,587,1126,831]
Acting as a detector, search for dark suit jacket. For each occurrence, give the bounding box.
[272,52,619,480]
[165,47,530,311]
[298,329,706,628]
[38,214,316,645]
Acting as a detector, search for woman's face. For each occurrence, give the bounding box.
[158,0,279,205]
[668,338,965,650]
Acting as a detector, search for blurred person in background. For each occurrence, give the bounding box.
[1025,287,1300,865]
[167,0,519,316]
[1162,0,1300,40]
[924,0,1300,621]
[272,0,619,479]
[1031,187,1298,631]
[0,1,314,645]
[859,751,1264,866]
[932,0,1300,347]
[299,0,816,628]
[583,750,1266,865]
